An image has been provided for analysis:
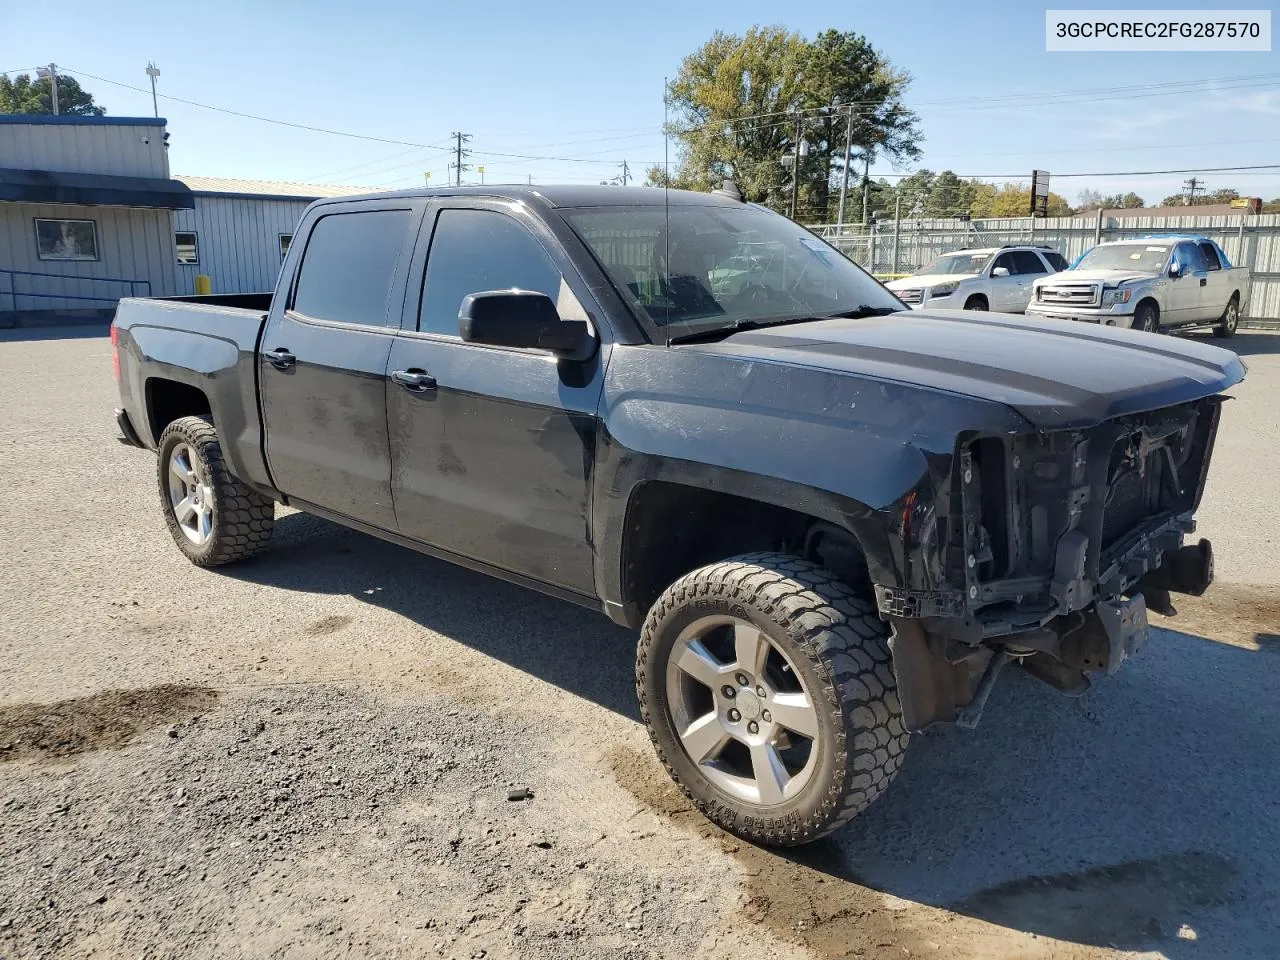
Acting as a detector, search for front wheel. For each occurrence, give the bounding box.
[636,553,908,846]
[1214,296,1240,339]
[1134,303,1160,333]
[157,416,275,566]
[963,295,988,311]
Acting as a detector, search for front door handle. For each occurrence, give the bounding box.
[391,368,436,392]
[266,347,296,370]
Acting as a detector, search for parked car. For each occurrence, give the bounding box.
[885,244,1068,313]
[112,186,1243,847]
[1025,235,1248,337]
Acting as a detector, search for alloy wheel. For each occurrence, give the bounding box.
[166,443,214,546]
[664,615,820,806]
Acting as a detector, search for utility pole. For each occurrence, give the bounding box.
[836,105,853,231]
[450,132,472,186]
[1183,176,1204,205]
[619,159,631,186]
[860,150,872,229]
[145,62,161,118]
[789,115,804,221]
[36,63,59,115]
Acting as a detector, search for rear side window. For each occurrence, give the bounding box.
[418,209,561,337]
[292,210,411,326]
[1012,250,1048,275]
[1042,251,1069,271]
[1198,242,1222,271]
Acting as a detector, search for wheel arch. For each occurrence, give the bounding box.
[145,377,212,445]
[604,472,881,629]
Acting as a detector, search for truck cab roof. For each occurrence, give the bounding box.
[308,184,746,210]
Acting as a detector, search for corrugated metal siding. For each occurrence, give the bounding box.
[172,196,311,295]
[823,212,1280,322]
[0,202,177,311]
[0,123,168,177]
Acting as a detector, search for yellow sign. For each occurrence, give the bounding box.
[1230,198,1250,208]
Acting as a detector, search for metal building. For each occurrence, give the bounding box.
[0,115,192,320]
[171,176,358,296]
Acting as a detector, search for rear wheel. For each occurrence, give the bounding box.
[1214,295,1240,339]
[157,416,275,566]
[963,295,988,311]
[636,553,908,846]
[1134,302,1160,333]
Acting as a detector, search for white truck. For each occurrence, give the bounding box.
[1025,235,1247,338]
[885,245,1069,313]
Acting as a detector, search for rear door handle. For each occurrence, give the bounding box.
[266,347,296,370]
[1200,278,1208,287]
[391,368,436,392]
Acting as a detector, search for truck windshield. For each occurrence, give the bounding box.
[562,203,903,339]
[920,252,991,275]
[1076,244,1170,272]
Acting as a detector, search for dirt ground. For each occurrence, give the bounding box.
[1,327,1278,960]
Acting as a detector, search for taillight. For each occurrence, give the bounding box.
[110,322,120,382]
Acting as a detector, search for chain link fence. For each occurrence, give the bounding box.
[811,212,1280,324]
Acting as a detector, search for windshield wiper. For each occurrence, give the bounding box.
[668,306,900,344]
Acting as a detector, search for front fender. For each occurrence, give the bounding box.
[593,344,1029,611]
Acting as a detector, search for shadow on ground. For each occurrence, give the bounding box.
[223,511,1280,959]
[0,322,110,343]
[1184,328,1280,357]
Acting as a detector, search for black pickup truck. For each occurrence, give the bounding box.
[113,185,1244,846]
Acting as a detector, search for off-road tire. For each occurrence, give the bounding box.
[156,416,275,566]
[963,295,988,311]
[1135,302,1160,333]
[636,552,908,846]
[1214,294,1240,339]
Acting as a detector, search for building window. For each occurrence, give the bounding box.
[279,234,293,261]
[175,232,199,265]
[34,219,99,261]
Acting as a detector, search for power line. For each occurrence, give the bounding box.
[62,65,460,149]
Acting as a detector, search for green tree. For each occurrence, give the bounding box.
[923,170,973,217]
[982,182,1072,218]
[0,72,105,116]
[660,26,921,221]
[1263,197,1280,214]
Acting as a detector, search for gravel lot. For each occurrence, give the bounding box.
[1,326,1277,960]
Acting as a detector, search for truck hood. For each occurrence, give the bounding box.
[885,273,976,290]
[1037,268,1158,286]
[689,309,1245,430]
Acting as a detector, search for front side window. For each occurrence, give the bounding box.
[279,234,293,262]
[991,252,1018,275]
[564,203,901,339]
[292,210,410,327]
[175,231,199,265]
[1174,242,1206,274]
[35,218,98,261]
[418,209,562,337]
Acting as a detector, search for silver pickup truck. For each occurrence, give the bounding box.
[1025,235,1247,338]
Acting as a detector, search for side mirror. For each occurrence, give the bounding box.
[1168,262,1181,278]
[992,266,1010,278]
[459,290,595,359]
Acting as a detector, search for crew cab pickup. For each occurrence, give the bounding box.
[113,186,1244,847]
[1026,235,1248,337]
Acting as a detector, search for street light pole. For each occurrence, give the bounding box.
[836,105,853,231]
[145,63,161,118]
[789,115,803,221]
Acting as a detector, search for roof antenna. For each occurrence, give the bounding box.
[663,75,671,349]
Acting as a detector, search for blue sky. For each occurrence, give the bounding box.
[3,0,1278,208]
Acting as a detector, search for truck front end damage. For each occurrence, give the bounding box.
[877,396,1223,731]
